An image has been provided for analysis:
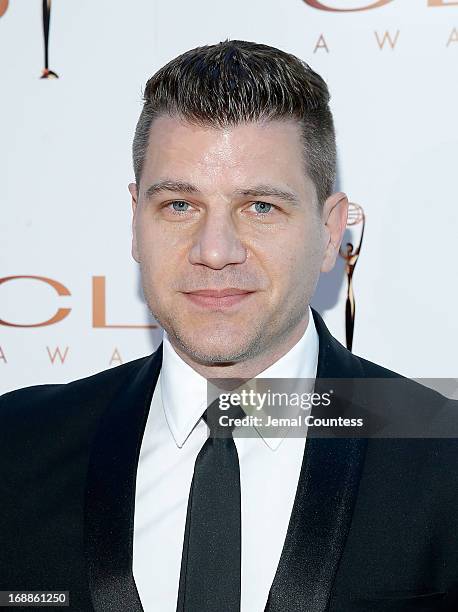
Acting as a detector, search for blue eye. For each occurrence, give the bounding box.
[252,202,272,214]
[171,201,190,212]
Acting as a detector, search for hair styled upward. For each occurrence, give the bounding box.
[133,40,336,206]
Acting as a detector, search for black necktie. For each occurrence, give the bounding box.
[176,397,244,612]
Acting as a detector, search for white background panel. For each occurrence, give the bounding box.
[1,0,457,393]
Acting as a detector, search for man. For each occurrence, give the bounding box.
[1,40,457,612]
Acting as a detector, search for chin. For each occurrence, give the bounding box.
[180,334,247,364]
[171,323,264,365]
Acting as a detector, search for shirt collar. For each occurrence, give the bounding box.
[161,306,319,450]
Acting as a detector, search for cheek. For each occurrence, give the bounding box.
[136,224,190,298]
[267,226,323,288]
[136,214,186,264]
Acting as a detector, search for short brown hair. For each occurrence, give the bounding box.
[133,40,336,206]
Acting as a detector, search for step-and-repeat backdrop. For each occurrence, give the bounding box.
[1,0,457,394]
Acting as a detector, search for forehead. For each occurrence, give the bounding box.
[142,115,311,197]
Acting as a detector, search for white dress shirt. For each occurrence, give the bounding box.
[133,306,319,612]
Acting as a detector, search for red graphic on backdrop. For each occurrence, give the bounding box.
[0,0,8,18]
[303,0,458,9]
[304,0,393,11]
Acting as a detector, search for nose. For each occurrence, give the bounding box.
[188,209,247,269]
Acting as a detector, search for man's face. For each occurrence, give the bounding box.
[130,115,344,365]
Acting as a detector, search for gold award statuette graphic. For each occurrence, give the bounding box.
[41,0,58,78]
[0,1,59,77]
[339,203,365,352]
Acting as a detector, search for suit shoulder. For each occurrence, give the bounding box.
[351,352,458,446]
[0,351,156,423]
[352,350,444,398]
[356,355,402,379]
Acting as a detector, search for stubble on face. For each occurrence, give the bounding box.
[131,115,325,377]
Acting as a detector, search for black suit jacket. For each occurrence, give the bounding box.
[1,308,457,611]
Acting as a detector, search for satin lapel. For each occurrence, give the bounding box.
[84,344,163,612]
[265,309,368,612]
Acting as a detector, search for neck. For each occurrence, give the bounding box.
[168,309,310,381]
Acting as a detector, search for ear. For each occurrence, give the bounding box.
[320,192,348,273]
[128,182,140,263]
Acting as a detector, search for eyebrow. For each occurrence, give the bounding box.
[144,180,198,199]
[143,179,301,206]
[234,185,300,206]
